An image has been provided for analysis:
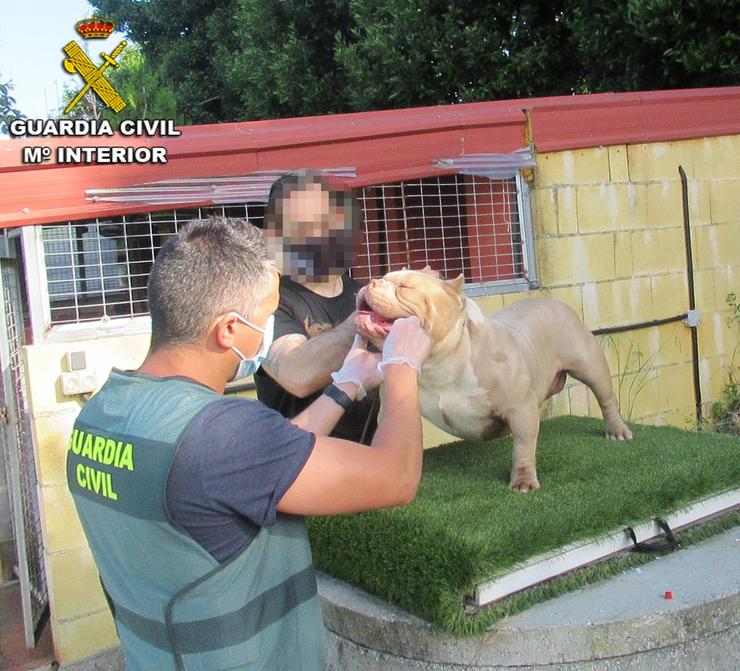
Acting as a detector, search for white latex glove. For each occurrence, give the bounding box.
[379,316,433,374]
[330,334,383,400]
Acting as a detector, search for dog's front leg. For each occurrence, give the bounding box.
[507,395,541,492]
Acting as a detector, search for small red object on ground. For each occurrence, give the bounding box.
[664,591,673,600]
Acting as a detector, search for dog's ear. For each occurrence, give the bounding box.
[445,273,465,294]
[419,265,441,278]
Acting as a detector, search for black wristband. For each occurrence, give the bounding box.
[323,383,353,410]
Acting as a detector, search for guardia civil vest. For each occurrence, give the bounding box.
[67,370,326,671]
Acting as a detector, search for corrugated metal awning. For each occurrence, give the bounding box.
[85,168,357,206]
[433,149,535,179]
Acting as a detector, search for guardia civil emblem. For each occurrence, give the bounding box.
[62,16,127,114]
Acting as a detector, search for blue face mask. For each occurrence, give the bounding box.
[230,313,275,382]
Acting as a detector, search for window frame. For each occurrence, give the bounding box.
[462,172,538,298]
[23,224,152,344]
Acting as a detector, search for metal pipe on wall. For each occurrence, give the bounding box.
[590,165,703,425]
[679,165,703,424]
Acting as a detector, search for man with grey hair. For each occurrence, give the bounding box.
[67,216,431,671]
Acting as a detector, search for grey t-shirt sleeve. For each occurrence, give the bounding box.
[167,397,315,561]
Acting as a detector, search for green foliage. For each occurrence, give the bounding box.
[103,45,182,123]
[0,79,25,135]
[336,0,575,110]
[712,292,740,436]
[601,334,660,422]
[712,367,740,436]
[227,0,355,119]
[309,416,740,635]
[93,1,739,123]
[567,0,740,92]
[94,0,244,123]
[725,291,740,328]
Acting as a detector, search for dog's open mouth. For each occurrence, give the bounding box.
[356,295,396,337]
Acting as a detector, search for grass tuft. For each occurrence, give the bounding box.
[308,416,740,636]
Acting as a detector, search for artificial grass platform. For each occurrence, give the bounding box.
[308,415,740,636]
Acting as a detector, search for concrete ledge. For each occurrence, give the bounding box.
[55,526,740,671]
[325,627,740,671]
[319,525,740,670]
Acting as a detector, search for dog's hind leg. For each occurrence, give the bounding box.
[564,334,633,441]
[507,394,541,491]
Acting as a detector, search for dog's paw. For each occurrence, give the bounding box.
[605,421,633,441]
[509,468,540,492]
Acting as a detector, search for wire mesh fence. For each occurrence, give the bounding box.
[41,174,527,325]
[1,255,48,644]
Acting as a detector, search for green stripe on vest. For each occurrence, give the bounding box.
[112,565,317,654]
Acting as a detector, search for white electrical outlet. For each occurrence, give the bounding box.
[80,371,98,392]
[60,370,99,396]
[60,372,81,396]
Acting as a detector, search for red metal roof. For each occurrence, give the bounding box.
[1,87,738,228]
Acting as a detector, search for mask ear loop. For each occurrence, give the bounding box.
[230,311,266,334]
[227,313,259,363]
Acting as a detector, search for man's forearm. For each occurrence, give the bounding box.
[370,365,424,500]
[266,315,356,396]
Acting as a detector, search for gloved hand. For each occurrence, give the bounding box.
[331,334,383,400]
[379,316,432,374]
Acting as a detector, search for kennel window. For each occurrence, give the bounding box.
[38,203,266,327]
[352,172,537,296]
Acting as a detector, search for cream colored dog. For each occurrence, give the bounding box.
[356,268,633,491]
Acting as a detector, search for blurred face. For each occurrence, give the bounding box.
[266,183,355,281]
[282,184,334,241]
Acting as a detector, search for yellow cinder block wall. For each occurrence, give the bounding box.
[528,135,739,432]
[23,135,739,665]
[25,335,149,662]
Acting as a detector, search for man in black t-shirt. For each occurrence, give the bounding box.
[255,171,379,443]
